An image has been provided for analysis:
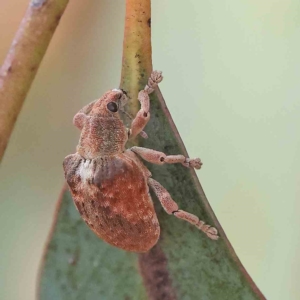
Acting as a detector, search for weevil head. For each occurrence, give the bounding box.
[77,89,129,158]
[90,89,128,117]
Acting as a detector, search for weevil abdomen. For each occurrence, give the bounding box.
[63,151,160,252]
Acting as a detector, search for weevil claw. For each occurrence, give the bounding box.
[206,227,219,240]
[139,131,148,139]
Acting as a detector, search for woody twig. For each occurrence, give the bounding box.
[0,0,69,162]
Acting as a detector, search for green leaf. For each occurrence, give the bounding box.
[38,0,266,299]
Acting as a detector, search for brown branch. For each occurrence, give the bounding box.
[0,0,69,162]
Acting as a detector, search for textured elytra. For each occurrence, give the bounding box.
[63,71,218,253]
[63,150,160,252]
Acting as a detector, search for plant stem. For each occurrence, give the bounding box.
[120,0,152,114]
[0,0,69,162]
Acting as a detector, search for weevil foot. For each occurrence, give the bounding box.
[139,131,148,139]
[148,178,219,241]
[197,223,219,240]
[145,70,163,94]
[183,157,203,170]
[206,227,219,240]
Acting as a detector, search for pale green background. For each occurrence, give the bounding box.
[1,0,300,299]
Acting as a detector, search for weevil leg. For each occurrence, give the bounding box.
[130,146,202,170]
[129,70,163,139]
[73,100,97,130]
[148,178,219,240]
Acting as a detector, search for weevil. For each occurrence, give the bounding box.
[63,71,218,252]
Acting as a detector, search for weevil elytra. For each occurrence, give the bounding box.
[63,71,218,252]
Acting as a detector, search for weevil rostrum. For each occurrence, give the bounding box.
[63,71,219,252]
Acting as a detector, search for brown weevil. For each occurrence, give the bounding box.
[63,71,218,252]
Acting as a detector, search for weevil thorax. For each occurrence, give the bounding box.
[77,89,128,159]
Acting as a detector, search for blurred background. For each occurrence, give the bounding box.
[1,0,300,299]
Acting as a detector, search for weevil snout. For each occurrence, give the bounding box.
[90,89,128,116]
[112,88,128,109]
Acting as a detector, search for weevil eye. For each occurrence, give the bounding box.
[107,102,118,112]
